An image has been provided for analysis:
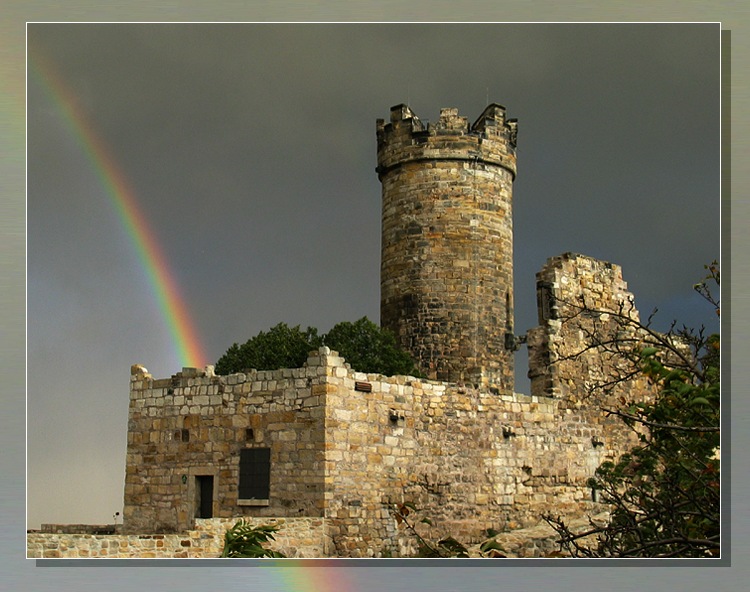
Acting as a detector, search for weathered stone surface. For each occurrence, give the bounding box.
[527,252,654,407]
[34,106,659,559]
[28,517,329,558]
[119,316,646,557]
[377,104,517,391]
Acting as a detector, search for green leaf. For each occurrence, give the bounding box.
[640,347,658,358]
[480,539,506,554]
[221,520,285,558]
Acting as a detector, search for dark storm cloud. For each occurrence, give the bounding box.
[26,23,720,528]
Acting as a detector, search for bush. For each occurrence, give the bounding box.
[220,520,285,558]
[215,317,420,377]
[324,317,420,377]
[214,323,321,375]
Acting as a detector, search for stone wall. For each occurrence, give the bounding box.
[124,362,327,534]
[377,104,517,391]
[122,336,643,556]
[115,251,653,558]
[320,359,622,557]
[28,517,328,558]
[527,252,654,405]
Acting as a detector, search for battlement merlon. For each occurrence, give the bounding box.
[376,104,518,180]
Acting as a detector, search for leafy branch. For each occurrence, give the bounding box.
[220,520,286,558]
[542,264,720,558]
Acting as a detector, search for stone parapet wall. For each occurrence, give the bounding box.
[318,358,616,556]
[375,104,517,177]
[28,517,328,559]
[121,336,642,557]
[124,360,329,533]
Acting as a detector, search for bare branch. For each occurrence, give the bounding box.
[600,408,720,433]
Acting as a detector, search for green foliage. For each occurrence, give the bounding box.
[584,341,720,557]
[220,519,285,558]
[324,317,420,377]
[215,323,322,375]
[215,317,420,377]
[546,264,721,558]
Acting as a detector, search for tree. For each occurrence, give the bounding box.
[324,317,420,376]
[214,316,420,377]
[214,323,321,375]
[543,262,720,558]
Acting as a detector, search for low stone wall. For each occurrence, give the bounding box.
[29,514,605,559]
[28,516,329,559]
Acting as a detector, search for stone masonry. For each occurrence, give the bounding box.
[121,262,645,557]
[123,363,327,534]
[32,106,659,559]
[28,517,328,558]
[377,104,517,391]
[527,252,655,406]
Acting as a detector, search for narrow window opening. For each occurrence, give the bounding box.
[238,447,271,504]
[537,281,556,323]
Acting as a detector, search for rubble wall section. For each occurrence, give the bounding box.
[28,517,328,559]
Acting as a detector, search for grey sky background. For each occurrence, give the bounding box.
[26,23,721,533]
[0,0,745,589]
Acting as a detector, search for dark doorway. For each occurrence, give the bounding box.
[195,475,214,518]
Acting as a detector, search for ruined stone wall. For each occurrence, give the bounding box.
[122,251,657,556]
[377,104,518,391]
[123,362,328,534]
[527,252,653,403]
[525,253,654,499]
[319,253,658,557]
[319,357,619,557]
[28,517,328,559]
[122,343,639,557]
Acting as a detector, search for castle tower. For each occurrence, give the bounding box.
[376,104,518,391]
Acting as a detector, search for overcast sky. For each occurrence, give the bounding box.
[26,23,720,529]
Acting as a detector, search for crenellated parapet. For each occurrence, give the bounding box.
[376,103,517,180]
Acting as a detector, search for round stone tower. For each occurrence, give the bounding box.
[376,103,518,391]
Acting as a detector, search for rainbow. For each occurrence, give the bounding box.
[29,47,208,369]
[272,560,357,587]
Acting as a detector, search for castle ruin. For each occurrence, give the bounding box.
[31,104,655,558]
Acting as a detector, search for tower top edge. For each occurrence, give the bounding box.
[376,103,517,147]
